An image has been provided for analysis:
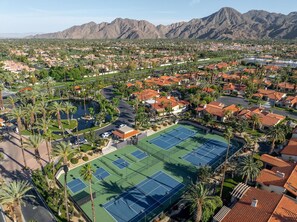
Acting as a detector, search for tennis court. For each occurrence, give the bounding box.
[93,167,110,181]
[183,139,234,166]
[67,178,86,193]
[131,150,148,160]
[113,158,129,169]
[103,171,184,222]
[149,126,196,150]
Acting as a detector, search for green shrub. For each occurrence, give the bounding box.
[82,156,89,161]
[70,157,79,164]
[163,123,167,127]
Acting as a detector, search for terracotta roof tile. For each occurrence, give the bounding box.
[268,195,297,222]
[260,154,291,168]
[281,138,297,156]
[222,187,282,222]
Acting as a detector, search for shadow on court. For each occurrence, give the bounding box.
[164,162,196,183]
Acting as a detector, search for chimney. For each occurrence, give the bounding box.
[251,198,258,207]
[167,96,171,99]
[276,171,285,178]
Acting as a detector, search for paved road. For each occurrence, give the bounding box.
[217,96,297,120]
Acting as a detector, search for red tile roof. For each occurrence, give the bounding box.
[260,154,290,168]
[268,195,297,222]
[133,89,159,101]
[222,187,282,222]
[278,82,295,90]
[281,138,297,156]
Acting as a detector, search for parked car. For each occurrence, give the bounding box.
[70,136,88,145]
[119,124,127,128]
[101,131,112,138]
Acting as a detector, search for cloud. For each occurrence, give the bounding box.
[190,0,201,5]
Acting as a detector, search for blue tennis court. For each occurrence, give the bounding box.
[103,171,184,222]
[149,126,196,150]
[131,150,148,160]
[183,139,236,166]
[93,167,110,181]
[67,178,86,193]
[113,158,129,169]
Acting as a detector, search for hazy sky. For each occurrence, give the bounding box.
[1,0,297,33]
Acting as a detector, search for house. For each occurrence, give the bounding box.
[148,96,188,115]
[253,89,286,106]
[281,96,297,108]
[223,83,235,94]
[0,118,5,127]
[256,154,297,197]
[203,87,215,94]
[132,89,160,101]
[112,126,140,140]
[223,83,246,95]
[238,107,285,129]
[281,137,297,162]
[213,184,297,222]
[196,102,240,122]
[277,82,296,92]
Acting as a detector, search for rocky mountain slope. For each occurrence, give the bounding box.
[32,7,297,40]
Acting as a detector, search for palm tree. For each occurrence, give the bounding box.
[35,118,53,163]
[79,164,96,222]
[197,165,212,183]
[250,114,261,130]
[0,83,4,110]
[219,127,233,198]
[42,76,55,97]
[8,107,27,168]
[0,180,34,222]
[7,96,17,109]
[268,125,286,154]
[237,156,262,184]
[24,103,40,130]
[28,90,39,105]
[52,142,76,221]
[63,101,76,124]
[49,101,65,129]
[184,182,222,222]
[37,100,49,121]
[24,135,44,169]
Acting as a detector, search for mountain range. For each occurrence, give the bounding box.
[31,7,297,40]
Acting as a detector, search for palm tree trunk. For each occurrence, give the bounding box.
[64,168,70,221]
[89,182,96,222]
[35,149,44,171]
[14,201,23,222]
[67,112,70,125]
[220,138,231,198]
[269,138,276,154]
[57,111,62,129]
[17,121,27,169]
[45,140,51,162]
[195,200,202,222]
[0,89,3,109]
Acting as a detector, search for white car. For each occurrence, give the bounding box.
[101,132,111,138]
[119,124,127,128]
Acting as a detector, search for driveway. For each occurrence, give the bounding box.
[217,96,297,120]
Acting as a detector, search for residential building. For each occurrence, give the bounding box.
[257,154,297,197]
[213,184,297,222]
[238,107,285,129]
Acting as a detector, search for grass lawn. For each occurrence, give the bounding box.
[59,123,244,222]
[49,119,78,132]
